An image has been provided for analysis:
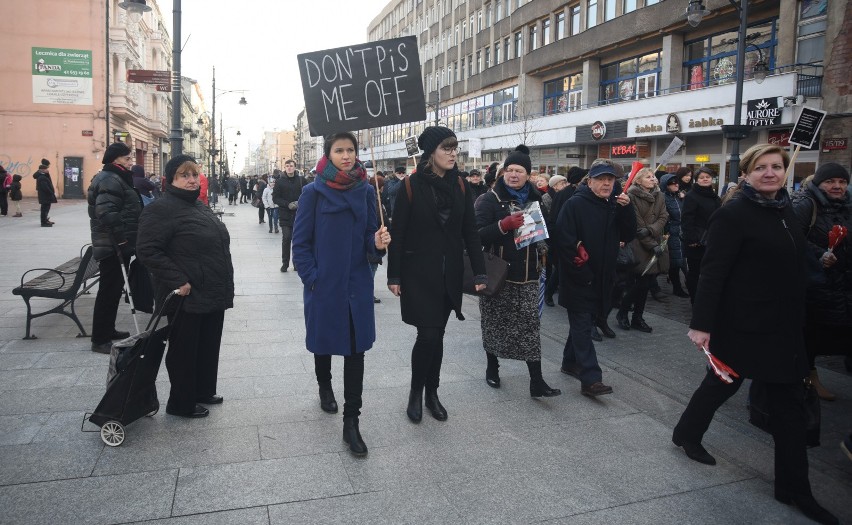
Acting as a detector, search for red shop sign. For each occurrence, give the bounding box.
[769,130,791,147]
[610,142,637,159]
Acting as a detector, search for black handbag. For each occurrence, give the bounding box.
[616,242,638,268]
[126,258,154,314]
[463,249,509,297]
[748,378,821,447]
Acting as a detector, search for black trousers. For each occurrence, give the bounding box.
[619,274,654,320]
[91,254,126,344]
[411,294,453,391]
[258,203,265,222]
[313,313,364,417]
[280,225,294,267]
[673,368,811,496]
[544,263,559,299]
[40,203,51,224]
[0,192,7,215]
[165,310,225,413]
[685,246,705,305]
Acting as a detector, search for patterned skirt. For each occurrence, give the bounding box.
[479,281,541,361]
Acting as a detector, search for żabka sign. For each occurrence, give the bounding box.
[298,36,426,137]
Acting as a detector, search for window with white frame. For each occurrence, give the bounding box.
[796,0,826,64]
[543,18,551,45]
[600,51,661,104]
[587,0,598,29]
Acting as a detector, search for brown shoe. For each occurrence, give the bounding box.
[581,382,613,397]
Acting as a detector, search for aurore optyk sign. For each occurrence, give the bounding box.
[297,36,426,137]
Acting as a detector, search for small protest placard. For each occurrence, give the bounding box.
[514,201,549,250]
[298,36,426,137]
[468,138,482,158]
[405,136,419,156]
[788,106,826,149]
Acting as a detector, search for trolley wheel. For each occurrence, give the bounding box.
[145,407,158,417]
[100,421,125,447]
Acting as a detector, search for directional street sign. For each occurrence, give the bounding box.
[155,85,171,92]
[127,69,171,85]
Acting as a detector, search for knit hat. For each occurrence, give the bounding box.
[417,126,456,159]
[102,142,131,164]
[38,165,48,170]
[164,154,197,184]
[566,166,587,184]
[548,175,567,188]
[813,162,850,186]
[503,145,532,174]
[394,166,406,174]
[41,158,50,167]
[130,165,145,177]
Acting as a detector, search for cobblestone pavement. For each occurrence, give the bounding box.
[0,199,849,524]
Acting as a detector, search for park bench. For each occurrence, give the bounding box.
[12,245,100,340]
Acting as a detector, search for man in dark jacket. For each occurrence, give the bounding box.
[33,160,57,226]
[468,169,489,200]
[382,166,406,219]
[554,163,635,396]
[87,142,143,353]
[131,165,157,203]
[272,159,306,272]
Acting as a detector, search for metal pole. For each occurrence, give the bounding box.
[728,0,749,187]
[105,2,110,146]
[211,66,216,182]
[169,0,183,156]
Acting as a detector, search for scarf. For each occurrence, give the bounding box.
[503,180,531,207]
[736,182,790,209]
[102,163,134,187]
[315,156,367,191]
[166,183,201,203]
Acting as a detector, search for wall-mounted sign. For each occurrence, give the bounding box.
[822,138,847,151]
[747,98,781,127]
[688,117,724,129]
[769,130,792,147]
[666,114,681,134]
[81,130,93,137]
[610,142,637,159]
[591,121,607,140]
[789,106,827,149]
[695,154,710,162]
[635,123,663,134]
[32,47,93,105]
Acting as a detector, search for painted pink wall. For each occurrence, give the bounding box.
[0,1,107,198]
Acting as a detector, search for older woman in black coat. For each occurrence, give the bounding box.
[137,155,235,419]
[387,126,486,424]
[681,167,720,304]
[672,144,838,525]
[475,145,560,397]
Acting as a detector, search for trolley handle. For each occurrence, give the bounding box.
[143,290,182,333]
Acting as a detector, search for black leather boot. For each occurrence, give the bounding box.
[318,381,338,413]
[342,416,367,457]
[528,360,561,397]
[424,389,448,421]
[406,387,423,423]
[775,491,838,525]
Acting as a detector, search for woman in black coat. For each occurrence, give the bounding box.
[673,144,838,525]
[680,167,720,304]
[475,145,560,397]
[387,126,486,423]
[33,162,57,227]
[792,163,852,401]
[137,155,235,419]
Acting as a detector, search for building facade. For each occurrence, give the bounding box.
[366,0,848,190]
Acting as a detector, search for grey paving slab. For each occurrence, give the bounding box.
[0,384,105,415]
[0,469,177,525]
[268,482,462,524]
[0,352,43,370]
[31,350,111,369]
[126,507,270,525]
[0,366,84,390]
[0,439,102,485]
[0,413,50,445]
[171,454,353,516]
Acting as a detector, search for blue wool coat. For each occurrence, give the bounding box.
[292,181,381,355]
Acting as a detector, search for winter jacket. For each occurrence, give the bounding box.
[387,164,486,326]
[272,173,306,226]
[1,173,11,194]
[627,184,669,275]
[691,190,808,383]
[262,186,277,208]
[681,184,720,248]
[383,175,404,217]
[792,182,852,327]
[660,174,685,269]
[132,170,157,197]
[469,181,488,201]
[87,164,143,261]
[554,184,636,315]
[10,175,23,201]
[475,178,543,283]
[198,173,208,206]
[292,180,382,355]
[137,184,235,315]
[33,171,57,205]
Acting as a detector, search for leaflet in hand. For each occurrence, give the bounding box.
[514,201,549,250]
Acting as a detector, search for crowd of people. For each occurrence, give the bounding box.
[75,122,850,524]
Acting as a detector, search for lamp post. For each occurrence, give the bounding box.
[209,66,247,187]
[685,0,770,187]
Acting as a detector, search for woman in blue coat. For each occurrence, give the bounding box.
[292,131,390,457]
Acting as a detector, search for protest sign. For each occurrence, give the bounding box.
[405,136,419,156]
[788,106,826,149]
[298,36,426,137]
[514,201,549,250]
[468,138,482,159]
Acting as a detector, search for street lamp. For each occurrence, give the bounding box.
[684,0,710,27]
[208,66,247,185]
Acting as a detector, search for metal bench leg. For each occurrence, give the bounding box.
[22,297,36,340]
[69,297,89,338]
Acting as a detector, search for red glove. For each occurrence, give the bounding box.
[499,212,524,233]
[573,242,589,267]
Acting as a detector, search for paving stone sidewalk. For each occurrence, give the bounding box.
[0,199,849,525]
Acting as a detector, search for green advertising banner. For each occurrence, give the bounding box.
[32,47,93,105]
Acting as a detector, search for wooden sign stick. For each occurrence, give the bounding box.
[368,139,385,228]
[784,144,802,185]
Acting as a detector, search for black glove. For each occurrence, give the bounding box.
[636,227,650,239]
[653,245,665,256]
[118,243,135,261]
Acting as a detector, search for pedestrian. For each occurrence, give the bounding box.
[484,162,499,189]
[475,145,561,397]
[792,163,852,401]
[615,167,668,333]
[272,159,305,272]
[137,154,234,419]
[227,176,239,205]
[676,166,693,196]
[543,174,572,308]
[10,174,23,217]
[660,174,689,298]
[672,144,838,525]
[239,175,249,203]
[555,162,635,396]
[387,125,487,423]
[681,167,720,304]
[87,142,143,353]
[291,131,391,456]
[468,168,488,200]
[382,165,406,219]
[262,177,279,233]
[33,160,57,227]
[131,164,157,205]
[0,165,10,216]
[255,175,267,224]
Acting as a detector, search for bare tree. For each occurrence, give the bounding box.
[511,100,540,147]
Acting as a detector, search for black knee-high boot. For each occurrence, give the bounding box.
[527,360,561,398]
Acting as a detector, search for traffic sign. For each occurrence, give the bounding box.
[127,69,171,84]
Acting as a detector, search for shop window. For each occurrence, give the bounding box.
[600,52,660,104]
[683,18,778,89]
[544,72,583,115]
